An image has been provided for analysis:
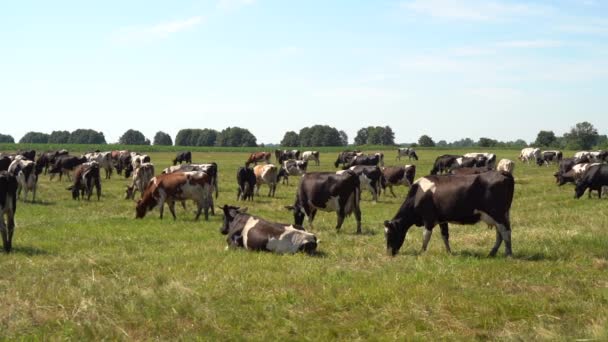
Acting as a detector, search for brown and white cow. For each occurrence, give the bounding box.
[384,171,515,257]
[162,163,219,199]
[245,152,271,167]
[8,159,38,202]
[382,165,416,197]
[68,161,101,201]
[136,171,213,220]
[0,171,17,253]
[253,164,278,197]
[125,163,155,200]
[220,205,318,254]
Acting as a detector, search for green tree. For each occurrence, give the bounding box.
[436,140,448,147]
[339,130,348,146]
[354,128,368,145]
[418,135,435,147]
[153,131,173,146]
[68,129,106,144]
[19,132,50,144]
[451,138,475,147]
[298,125,345,146]
[196,129,218,146]
[534,130,556,147]
[354,126,395,145]
[48,130,71,144]
[216,127,257,147]
[280,131,300,146]
[0,133,14,143]
[119,129,149,145]
[478,137,498,147]
[563,121,599,150]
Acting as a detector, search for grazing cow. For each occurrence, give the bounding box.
[18,150,36,161]
[556,163,600,186]
[0,156,11,172]
[8,159,38,202]
[275,150,301,164]
[67,161,101,201]
[496,159,515,174]
[85,152,114,179]
[277,160,308,185]
[35,150,69,175]
[0,171,18,252]
[344,154,381,169]
[285,171,362,233]
[131,153,151,170]
[339,165,385,202]
[162,163,219,199]
[463,153,496,168]
[519,147,541,164]
[173,151,192,166]
[253,164,278,197]
[382,165,416,197]
[136,171,213,220]
[246,152,271,167]
[125,163,155,200]
[49,155,87,181]
[537,150,563,166]
[397,148,419,161]
[553,158,577,183]
[574,151,596,164]
[334,151,358,168]
[430,154,460,175]
[574,164,608,199]
[301,151,320,166]
[383,171,515,257]
[236,167,256,201]
[220,205,318,254]
[113,150,130,175]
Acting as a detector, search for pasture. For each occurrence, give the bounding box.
[1,148,607,340]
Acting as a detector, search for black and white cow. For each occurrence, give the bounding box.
[236,167,256,201]
[173,151,192,165]
[555,163,600,186]
[463,153,496,168]
[344,154,381,169]
[519,147,541,164]
[275,150,301,164]
[496,159,515,174]
[277,160,308,185]
[125,163,155,200]
[0,171,18,252]
[334,151,359,168]
[8,159,38,202]
[537,150,563,166]
[18,150,36,161]
[285,171,362,233]
[300,151,320,166]
[220,205,318,254]
[384,171,515,257]
[85,151,114,179]
[397,148,419,161]
[49,155,87,181]
[574,164,608,199]
[430,155,460,175]
[68,161,102,201]
[338,165,385,202]
[382,165,416,197]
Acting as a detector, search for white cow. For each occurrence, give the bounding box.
[125,163,155,200]
[85,152,114,179]
[519,148,541,164]
[496,159,515,174]
[8,159,38,202]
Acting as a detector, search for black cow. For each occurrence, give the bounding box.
[67,162,101,200]
[341,165,385,202]
[0,156,10,172]
[236,167,256,201]
[334,151,359,168]
[220,205,318,254]
[49,155,87,181]
[18,150,36,161]
[173,151,192,166]
[344,154,381,169]
[118,153,133,178]
[384,171,515,257]
[382,165,416,197]
[430,155,460,175]
[285,170,362,233]
[0,171,17,253]
[574,164,608,199]
[553,158,576,184]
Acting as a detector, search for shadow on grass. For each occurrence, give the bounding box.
[308,250,329,258]
[457,250,558,261]
[10,245,50,256]
[26,200,56,206]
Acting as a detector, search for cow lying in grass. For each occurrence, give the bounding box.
[220,205,318,254]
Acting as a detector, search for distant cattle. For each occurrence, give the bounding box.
[8,159,38,202]
[300,151,320,166]
[574,164,608,199]
[131,153,151,170]
[236,167,256,201]
[67,161,101,201]
[496,159,515,174]
[125,163,155,200]
[537,150,563,166]
[450,157,480,170]
[275,150,300,164]
[136,171,213,220]
[277,160,308,185]
[339,165,384,202]
[344,154,381,169]
[463,153,496,168]
[397,148,419,161]
[0,171,18,252]
[112,150,130,175]
[573,151,600,164]
[286,170,362,233]
[553,158,577,184]
[519,148,541,164]
[36,150,68,175]
[246,152,271,167]
[382,165,416,197]
[220,205,318,254]
[430,154,460,175]
[384,171,515,257]
[49,155,87,181]
[85,151,113,179]
[253,164,278,197]
[334,151,359,168]
[173,151,192,166]
[162,163,219,199]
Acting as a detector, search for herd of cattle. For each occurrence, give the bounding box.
[1,146,607,256]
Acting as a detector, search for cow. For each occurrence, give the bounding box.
[574,151,597,164]
[236,167,256,201]
[496,159,515,174]
[300,151,320,166]
[8,159,38,202]
[450,157,479,170]
[173,151,192,165]
[344,154,381,169]
[125,163,155,200]
[49,155,87,181]
[131,153,151,170]
[519,147,541,164]
[382,165,416,197]
[383,171,515,257]
[246,152,271,167]
[277,160,308,185]
[430,155,460,175]
[574,164,608,199]
[463,153,496,168]
[253,164,278,197]
[537,150,563,166]
[598,150,608,163]
[334,151,359,168]
[67,161,102,201]
[275,150,301,164]
[0,156,11,172]
[556,163,600,186]
[339,165,385,202]
[449,166,493,175]
[397,148,419,161]
[0,171,18,252]
[36,151,65,175]
[220,205,318,254]
[18,150,36,161]
[136,171,213,220]
[553,158,577,183]
[85,151,114,179]
[285,170,362,233]
[162,163,219,199]
[112,150,130,175]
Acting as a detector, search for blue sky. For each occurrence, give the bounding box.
[1,0,607,144]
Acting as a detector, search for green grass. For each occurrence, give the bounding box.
[1,149,607,340]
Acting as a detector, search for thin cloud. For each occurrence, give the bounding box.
[217,0,255,11]
[114,16,204,42]
[495,40,564,48]
[401,0,550,21]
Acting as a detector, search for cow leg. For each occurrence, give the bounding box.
[307,209,317,229]
[489,228,503,257]
[167,201,177,220]
[389,185,396,198]
[354,191,362,234]
[496,221,512,257]
[0,216,9,253]
[439,223,451,253]
[335,212,345,231]
[421,226,434,252]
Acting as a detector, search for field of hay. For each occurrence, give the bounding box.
[1,148,607,340]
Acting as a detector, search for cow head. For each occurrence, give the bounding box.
[67,185,80,200]
[410,151,419,161]
[574,180,587,199]
[285,204,306,226]
[125,185,135,200]
[219,205,247,235]
[383,220,408,256]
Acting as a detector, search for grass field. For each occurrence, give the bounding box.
[1,148,607,340]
